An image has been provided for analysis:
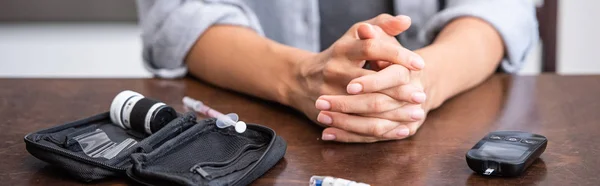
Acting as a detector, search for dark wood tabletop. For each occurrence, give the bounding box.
[1,74,599,186]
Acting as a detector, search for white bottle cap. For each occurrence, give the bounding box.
[109,90,143,129]
[235,121,247,133]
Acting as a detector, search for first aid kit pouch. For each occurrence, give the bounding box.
[24,111,286,186]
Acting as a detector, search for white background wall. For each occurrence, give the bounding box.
[0,0,598,78]
[557,0,600,74]
[0,23,151,78]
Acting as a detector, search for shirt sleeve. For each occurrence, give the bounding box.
[136,0,264,78]
[420,0,539,73]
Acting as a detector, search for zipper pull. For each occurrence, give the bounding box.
[190,164,212,180]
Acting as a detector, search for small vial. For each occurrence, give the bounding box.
[310,176,370,186]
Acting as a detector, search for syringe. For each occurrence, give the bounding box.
[310,176,370,186]
[182,96,247,133]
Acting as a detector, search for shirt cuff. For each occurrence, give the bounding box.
[139,0,263,78]
[420,0,539,73]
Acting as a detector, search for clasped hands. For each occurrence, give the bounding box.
[294,14,430,143]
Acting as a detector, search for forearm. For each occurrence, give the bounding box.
[185,25,312,105]
[418,17,505,110]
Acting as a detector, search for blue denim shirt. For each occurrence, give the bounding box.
[136,0,539,78]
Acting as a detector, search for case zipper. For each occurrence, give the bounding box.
[24,136,127,171]
[189,145,264,181]
[190,164,213,180]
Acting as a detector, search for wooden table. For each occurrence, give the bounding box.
[1,74,599,185]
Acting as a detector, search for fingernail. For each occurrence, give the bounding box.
[322,133,336,141]
[364,23,374,31]
[411,92,427,103]
[410,56,425,69]
[317,113,333,125]
[396,128,410,137]
[315,99,331,110]
[347,83,363,94]
[411,109,425,120]
[396,15,411,22]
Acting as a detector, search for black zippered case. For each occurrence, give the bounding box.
[24,111,287,186]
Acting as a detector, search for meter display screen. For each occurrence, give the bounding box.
[478,142,529,160]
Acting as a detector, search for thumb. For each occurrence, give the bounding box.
[370,15,412,36]
[356,23,376,40]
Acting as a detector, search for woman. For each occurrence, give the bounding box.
[136,0,538,143]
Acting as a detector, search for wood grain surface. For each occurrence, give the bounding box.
[1,74,599,185]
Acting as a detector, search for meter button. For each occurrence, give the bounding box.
[521,139,538,145]
[505,137,520,142]
[489,135,503,140]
